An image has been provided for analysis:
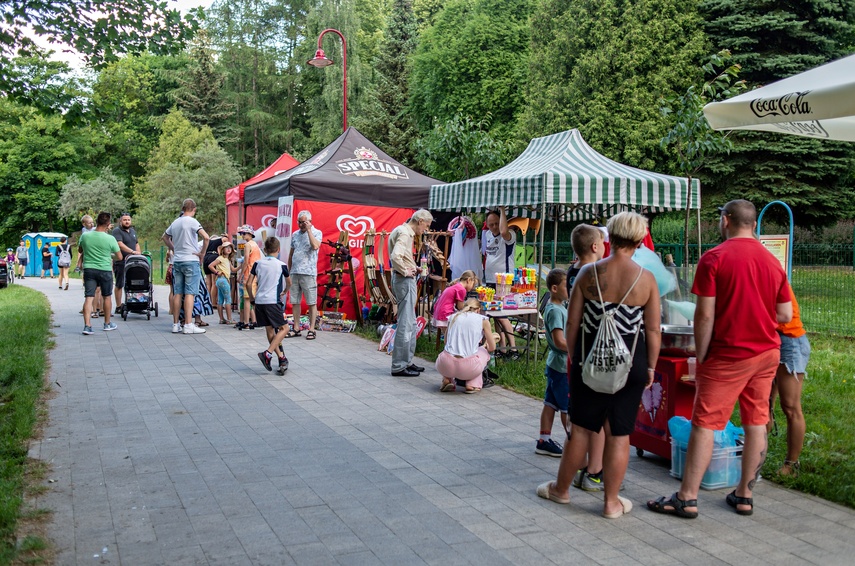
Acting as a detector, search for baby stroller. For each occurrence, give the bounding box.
[120,253,158,320]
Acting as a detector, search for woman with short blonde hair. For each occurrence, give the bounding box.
[538,211,661,519]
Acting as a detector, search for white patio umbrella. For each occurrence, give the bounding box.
[703,53,855,141]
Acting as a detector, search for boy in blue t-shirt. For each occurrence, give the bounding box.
[536,269,569,457]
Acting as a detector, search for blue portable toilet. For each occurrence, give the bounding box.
[21,232,68,277]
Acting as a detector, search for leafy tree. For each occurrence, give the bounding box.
[415,113,510,182]
[700,0,855,225]
[58,167,130,222]
[520,0,709,172]
[89,54,163,183]
[208,0,307,174]
[0,51,88,117]
[134,143,241,239]
[134,109,239,239]
[0,1,198,82]
[409,0,531,140]
[660,50,746,270]
[358,0,419,166]
[0,100,93,240]
[146,108,215,171]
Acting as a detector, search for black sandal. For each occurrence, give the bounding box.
[285,329,301,338]
[726,490,753,516]
[647,492,698,519]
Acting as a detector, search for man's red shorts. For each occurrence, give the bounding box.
[692,348,780,430]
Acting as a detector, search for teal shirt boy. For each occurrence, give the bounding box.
[543,301,568,373]
[79,231,120,271]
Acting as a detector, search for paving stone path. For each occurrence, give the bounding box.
[21,277,855,565]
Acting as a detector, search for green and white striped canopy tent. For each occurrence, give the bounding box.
[428,129,700,218]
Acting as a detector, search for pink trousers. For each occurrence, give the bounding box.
[435,348,491,388]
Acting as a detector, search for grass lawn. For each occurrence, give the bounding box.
[0,285,52,563]
[358,321,855,509]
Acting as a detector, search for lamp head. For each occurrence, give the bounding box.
[307,49,333,68]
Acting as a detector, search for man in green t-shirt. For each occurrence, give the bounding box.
[78,211,122,335]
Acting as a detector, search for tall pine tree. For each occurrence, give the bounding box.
[173,30,235,144]
[700,0,855,224]
[359,0,420,166]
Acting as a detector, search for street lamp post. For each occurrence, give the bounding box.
[307,28,348,133]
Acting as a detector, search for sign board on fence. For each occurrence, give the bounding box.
[760,235,790,274]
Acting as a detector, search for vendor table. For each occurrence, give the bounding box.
[486,308,540,363]
[630,356,696,460]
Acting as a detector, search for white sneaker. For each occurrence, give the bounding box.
[172,323,182,333]
[183,323,206,334]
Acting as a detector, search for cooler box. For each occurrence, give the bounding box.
[670,438,743,490]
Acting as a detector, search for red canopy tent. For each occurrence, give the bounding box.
[244,127,438,320]
[225,152,300,235]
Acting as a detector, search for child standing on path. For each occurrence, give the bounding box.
[565,224,608,490]
[536,269,570,457]
[247,237,291,375]
[208,240,236,325]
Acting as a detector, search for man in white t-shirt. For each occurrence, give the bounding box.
[163,199,210,335]
[483,207,518,357]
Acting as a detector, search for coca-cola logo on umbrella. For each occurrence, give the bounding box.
[749,91,813,119]
[336,214,375,238]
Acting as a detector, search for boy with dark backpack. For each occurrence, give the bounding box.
[246,237,291,375]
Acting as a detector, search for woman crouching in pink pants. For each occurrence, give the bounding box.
[436,298,498,393]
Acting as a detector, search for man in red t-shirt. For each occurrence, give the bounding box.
[648,200,792,519]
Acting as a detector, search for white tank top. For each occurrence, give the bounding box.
[444,312,487,357]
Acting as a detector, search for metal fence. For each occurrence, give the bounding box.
[540,241,855,337]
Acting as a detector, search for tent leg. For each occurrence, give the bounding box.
[535,203,547,366]
[697,206,702,264]
[552,214,558,268]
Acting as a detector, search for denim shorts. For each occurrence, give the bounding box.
[173,261,201,296]
[543,366,569,413]
[779,332,811,376]
[216,276,231,306]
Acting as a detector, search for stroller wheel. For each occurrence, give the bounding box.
[147,311,151,320]
[154,302,159,317]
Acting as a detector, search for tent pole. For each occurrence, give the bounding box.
[535,202,546,366]
[697,204,702,263]
[552,212,558,268]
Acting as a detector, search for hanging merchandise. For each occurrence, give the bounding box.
[447,216,482,281]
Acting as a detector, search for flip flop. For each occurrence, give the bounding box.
[726,490,754,516]
[646,492,698,519]
[464,387,481,394]
[603,495,633,519]
[536,481,570,505]
[440,381,456,392]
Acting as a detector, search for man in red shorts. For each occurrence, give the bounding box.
[648,199,791,519]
